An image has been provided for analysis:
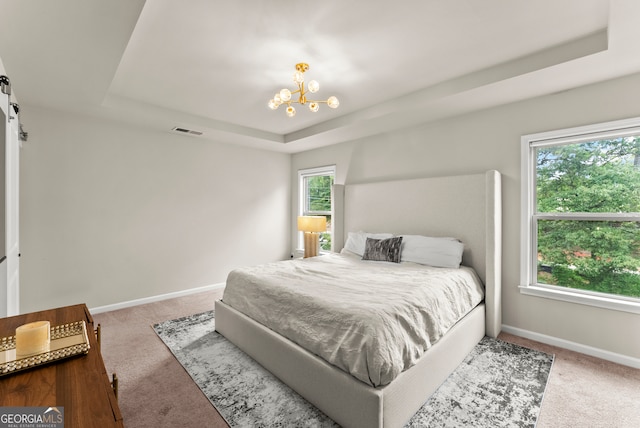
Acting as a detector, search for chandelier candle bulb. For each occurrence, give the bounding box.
[15,321,51,358]
[279,88,291,102]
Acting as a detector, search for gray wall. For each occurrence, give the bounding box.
[20,106,291,313]
[292,71,640,361]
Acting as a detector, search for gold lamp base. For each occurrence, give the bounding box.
[303,231,320,258]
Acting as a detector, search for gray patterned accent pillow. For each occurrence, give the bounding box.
[362,236,403,263]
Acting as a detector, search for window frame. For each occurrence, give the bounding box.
[298,165,336,253]
[520,117,640,314]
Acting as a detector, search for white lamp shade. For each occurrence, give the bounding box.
[297,216,327,232]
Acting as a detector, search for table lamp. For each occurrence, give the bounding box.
[298,216,327,258]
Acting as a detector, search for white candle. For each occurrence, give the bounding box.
[15,321,51,358]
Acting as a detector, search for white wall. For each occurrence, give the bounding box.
[292,71,640,362]
[20,106,291,313]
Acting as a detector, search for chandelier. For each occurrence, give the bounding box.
[268,63,339,117]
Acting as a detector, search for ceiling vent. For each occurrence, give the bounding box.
[171,126,203,136]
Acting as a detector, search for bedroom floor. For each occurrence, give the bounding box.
[93,289,640,428]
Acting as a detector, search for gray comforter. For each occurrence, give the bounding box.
[222,252,484,387]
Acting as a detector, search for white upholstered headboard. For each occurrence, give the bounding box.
[333,170,502,337]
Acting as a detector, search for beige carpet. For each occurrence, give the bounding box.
[93,289,640,427]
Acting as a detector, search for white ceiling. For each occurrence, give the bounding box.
[1,0,640,153]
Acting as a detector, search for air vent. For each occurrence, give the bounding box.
[171,126,203,136]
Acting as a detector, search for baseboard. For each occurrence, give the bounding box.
[501,324,640,369]
[89,282,226,314]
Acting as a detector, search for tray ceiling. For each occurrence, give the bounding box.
[1,0,639,152]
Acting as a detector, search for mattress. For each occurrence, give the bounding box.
[222,252,484,387]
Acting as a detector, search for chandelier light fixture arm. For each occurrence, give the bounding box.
[268,63,339,117]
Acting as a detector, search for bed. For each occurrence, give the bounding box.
[215,170,502,428]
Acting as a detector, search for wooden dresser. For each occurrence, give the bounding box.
[0,304,123,427]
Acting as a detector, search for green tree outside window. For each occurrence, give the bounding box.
[536,137,640,298]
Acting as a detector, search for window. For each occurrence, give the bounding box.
[298,166,335,252]
[521,118,640,314]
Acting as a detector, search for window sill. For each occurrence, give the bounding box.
[292,249,332,259]
[519,284,640,314]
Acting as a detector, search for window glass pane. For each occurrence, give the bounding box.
[319,215,332,251]
[305,175,334,214]
[536,137,640,214]
[537,219,640,298]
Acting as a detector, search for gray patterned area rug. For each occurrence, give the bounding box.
[153,311,554,427]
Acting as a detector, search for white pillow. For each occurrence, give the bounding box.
[343,231,394,256]
[400,235,464,268]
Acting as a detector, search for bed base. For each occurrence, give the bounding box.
[215,299,485,428]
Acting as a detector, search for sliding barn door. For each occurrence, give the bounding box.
[5,103,19,316]
[0,83,19,317]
